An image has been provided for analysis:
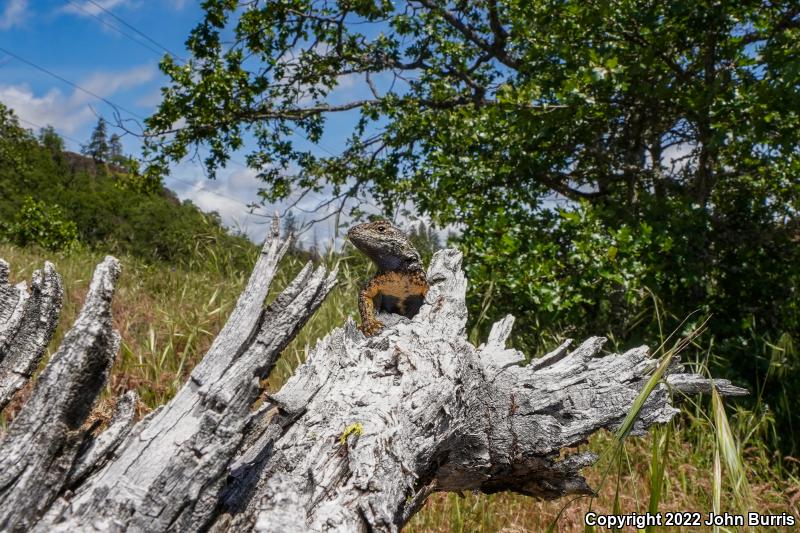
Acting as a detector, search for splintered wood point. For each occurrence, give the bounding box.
[0,220,746,532]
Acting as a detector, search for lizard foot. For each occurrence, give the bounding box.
[358,318,384,337]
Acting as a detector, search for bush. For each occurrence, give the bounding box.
[2,196,78,251]
[460,197,800,456]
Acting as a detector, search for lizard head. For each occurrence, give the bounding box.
[347,220,423,272]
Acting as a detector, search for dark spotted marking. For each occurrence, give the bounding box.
[372,273,427,318]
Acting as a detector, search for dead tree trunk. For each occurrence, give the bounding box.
[0,217,746,532]
[0,259,63,411]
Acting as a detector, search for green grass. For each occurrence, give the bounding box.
[1,242,797,531]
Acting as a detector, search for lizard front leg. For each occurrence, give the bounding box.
[358,274,385,336]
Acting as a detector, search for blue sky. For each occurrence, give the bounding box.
[0,0,369,245]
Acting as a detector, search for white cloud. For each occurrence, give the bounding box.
[165,163,270,242]
[136,88,163,108]
[0,0,28,30]
[662,142,697,174]
[296,71,361,105]
[77,65,155,105]
[0,84,95,135]
[164,162,346,245]
[0,64,156,135]
[187,187,252,230]
[163,162,447,248]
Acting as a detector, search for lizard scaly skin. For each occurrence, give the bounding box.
[347,220,429,336]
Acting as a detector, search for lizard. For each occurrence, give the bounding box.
[347,220,429,336]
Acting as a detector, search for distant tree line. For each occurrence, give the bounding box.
[81,117,130,167]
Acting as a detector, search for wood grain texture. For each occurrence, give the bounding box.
[0,234,746,532]
[0,256,119,532]
[0,259,63,411]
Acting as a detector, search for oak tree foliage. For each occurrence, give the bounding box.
[144,1,800,453]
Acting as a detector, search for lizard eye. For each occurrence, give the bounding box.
[377,226,385,232]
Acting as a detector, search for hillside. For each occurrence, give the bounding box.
[0,105,256,272]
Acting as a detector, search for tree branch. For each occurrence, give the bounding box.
[413,0,522,70]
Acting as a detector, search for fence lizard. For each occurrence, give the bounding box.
[347,220,429,336]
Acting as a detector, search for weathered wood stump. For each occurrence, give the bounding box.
[0,218,746,532]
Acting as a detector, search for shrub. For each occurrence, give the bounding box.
[3,196,78,251]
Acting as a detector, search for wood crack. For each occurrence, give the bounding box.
[0,229,747,532]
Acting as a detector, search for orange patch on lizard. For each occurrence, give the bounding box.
[369,271,428,317]
[376,271,427,299]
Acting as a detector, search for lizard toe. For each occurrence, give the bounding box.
[359,319,385,337]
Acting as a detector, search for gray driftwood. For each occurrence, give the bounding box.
[0,258,63,411]
[0,218,746,532]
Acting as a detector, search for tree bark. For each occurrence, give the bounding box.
[0,256,118,532]
[0,219,746,532]
[0,259,63,411]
